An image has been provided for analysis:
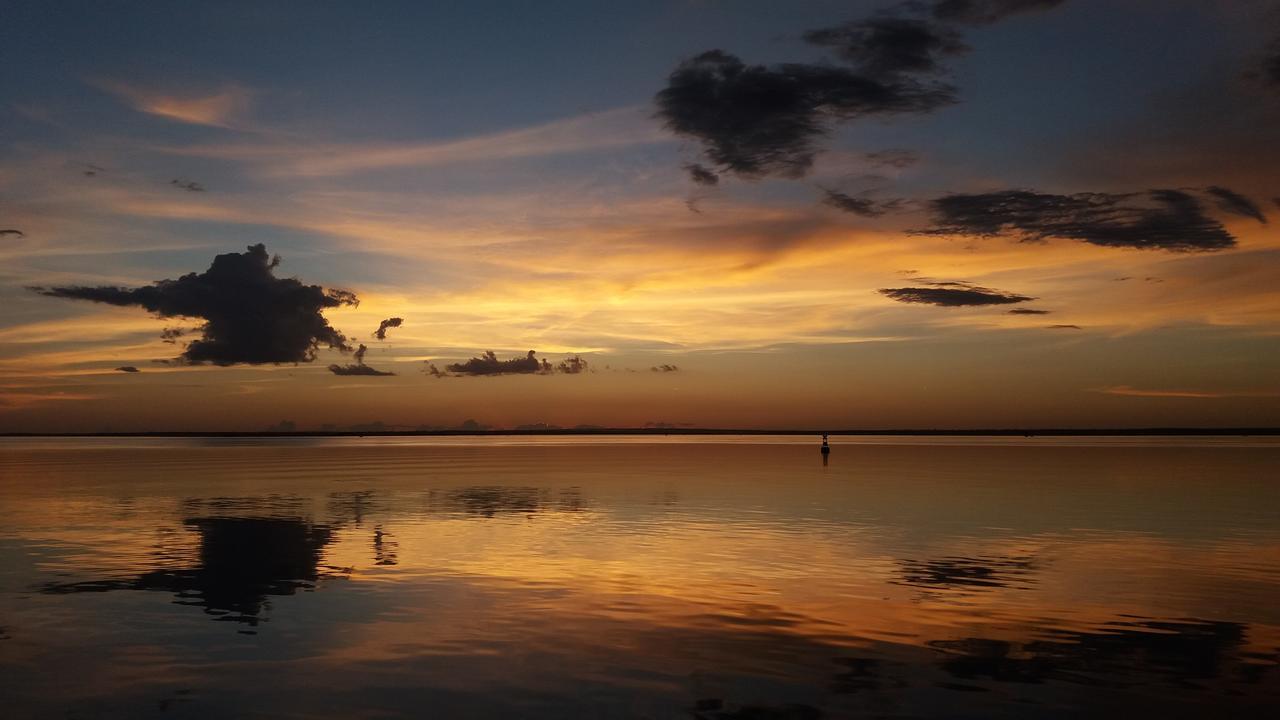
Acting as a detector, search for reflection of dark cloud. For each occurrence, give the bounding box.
[895,554,1038,591]
[880,284,1032,306]
[1007,308,1049,315]
[438,486,586,518]
[692,699,822,719]
[33,244,358,364]
[41,516,335,627]
[919,189,1241,251]
[931,618,1251,689]
[928,0,1067,26]
[373,317,403,340]
[1204,186,1268,224]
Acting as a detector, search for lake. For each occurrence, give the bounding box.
[1,436,1277,718]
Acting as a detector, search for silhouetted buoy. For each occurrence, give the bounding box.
[820,433,830,455]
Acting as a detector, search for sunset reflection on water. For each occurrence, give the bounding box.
[1,437,1278,718]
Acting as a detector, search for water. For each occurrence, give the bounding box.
[1,436,1277,718]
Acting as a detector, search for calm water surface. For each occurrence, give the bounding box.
[1,436,1278,718]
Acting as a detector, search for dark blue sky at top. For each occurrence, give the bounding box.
[4,0,1261,153]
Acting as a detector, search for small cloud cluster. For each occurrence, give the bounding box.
[651,364,679,373]
[655,0,1064,183]
[918,187,1264,251]
[328,343,394,376]
[426,351,590,378]
[373,317,403,340]
[1007,308,1049,315]
[33,244,358,365]
[880,280,1033,306]
[170,178,205,192]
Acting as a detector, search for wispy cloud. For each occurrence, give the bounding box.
[157,106,667,177]
[93,80,252,128]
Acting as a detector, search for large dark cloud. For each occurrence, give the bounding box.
[880,281,1033,306]
[1204,186,1268,224]
[927,0,1067,25]
[373,317,403,340]
[655,0,1067,182]
[33,244,358,365]
[918,188,1246,251]
[655,50,956,180]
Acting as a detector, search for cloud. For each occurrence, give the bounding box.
[918,188,1240,251]
[373,317,404,340]
[557,356,589,374]
[879,282,1033,306]
[864,148,919,168]
[95,81,252,127]
[685,163,720,186]
[446,350,551,376]
[1203,186,1267,224]
[927,0,1067,25]
[1007,308,1049,315]
[0,229,25,239]
[803,16,966,78]
[328,343,395,376]
[821,189,903,217]
[33,244,358,365]
[651,364,680,373]
[654,50,955,179]
[114,366,140,373]
[171,179,206,192]
[1046,324,1081,330]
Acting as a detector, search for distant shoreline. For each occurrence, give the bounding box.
[2,428,1277,438]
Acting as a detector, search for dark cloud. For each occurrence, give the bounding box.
[373,317,403,340]
[33,244,358,365]
[114,366,140,373]
[821,188,903,217]
[1007,308,1049,315]
[556,356,589,374]
[423,362,445,378]
[651,364,680,373]
[654,49,955,179]
[685,163,720,186]
[927,0,1067,25]
[919,188,1239,251]
[864,148,919,168]
[880,282,1033,306]
[803,16,966,78]
[1203,186,1267,224]
[895,554,1038,592]
[447,350,552,376]
[0,229,24,239]
[171,178,205,192]
[1047,324,1081,330]
[328,344,395,376]
[82,163,104,177]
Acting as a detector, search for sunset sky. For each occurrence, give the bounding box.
[3,0,1278,432]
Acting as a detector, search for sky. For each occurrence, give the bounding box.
[2,0,1278,432]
